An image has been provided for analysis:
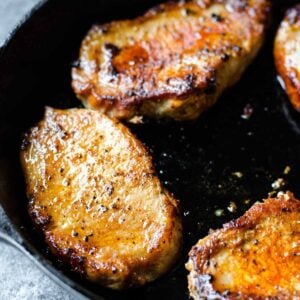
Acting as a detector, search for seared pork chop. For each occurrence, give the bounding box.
[72,0,271,121]
[186,192,300,299]
[274,4,300,111]
[20,107,182,289]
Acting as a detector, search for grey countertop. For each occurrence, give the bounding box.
[0,1,74,299]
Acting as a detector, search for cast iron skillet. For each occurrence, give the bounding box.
[0,0,300,298]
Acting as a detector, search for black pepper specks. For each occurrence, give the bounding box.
[104,43,120,57]
[104,183,114,196]
[211,13,223,22]
[183,8,197,16]
[220,53,230,62]
[84,233,93,242]
[72,231,79,237]
[98,204,108,213]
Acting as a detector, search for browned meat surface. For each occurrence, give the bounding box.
[186,192,300,299]
[20,107,182,289]
[72,0,270,121]
[274,4,300,111]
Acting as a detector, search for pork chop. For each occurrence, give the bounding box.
[20,107,182,289]
[186,192,300,299]
[274,4,300,111]
[72,0,271,121]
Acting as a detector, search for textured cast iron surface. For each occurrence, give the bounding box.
[0,0,299,299]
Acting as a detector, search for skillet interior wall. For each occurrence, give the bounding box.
[0,0,299,299]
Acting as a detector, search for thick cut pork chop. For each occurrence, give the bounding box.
[186,192,300,299]
[72,0,270,121]
[275,5,300,111]
[20,107,182,289]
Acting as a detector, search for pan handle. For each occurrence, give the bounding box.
[0,230,28,254]
[0,229,88,299]
[0,224,40,267]
[0,230,47,273]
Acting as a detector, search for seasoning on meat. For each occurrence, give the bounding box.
[20,107,182,289]
[72,0,270,120]
[186,192,300,299]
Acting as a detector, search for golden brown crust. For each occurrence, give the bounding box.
[72,0,270,120]
[20,107,182,289]
[274,5,300,111]
[186,192,300,299]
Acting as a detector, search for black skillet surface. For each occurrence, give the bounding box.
[0,0,300,299]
